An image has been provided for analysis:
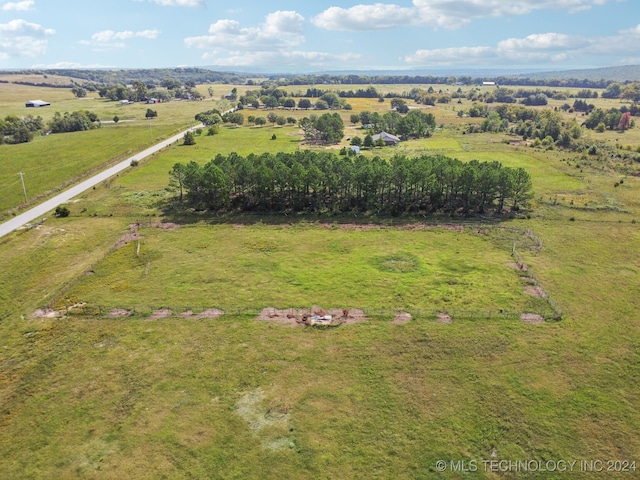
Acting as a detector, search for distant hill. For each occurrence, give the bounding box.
[515,65,640,82]
[0,64,637,87]
[0,67,247,86]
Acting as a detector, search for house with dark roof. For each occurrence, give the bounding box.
[372,131,401,146]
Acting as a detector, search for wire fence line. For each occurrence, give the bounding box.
[511,240,563,320]
[62,304,555,321]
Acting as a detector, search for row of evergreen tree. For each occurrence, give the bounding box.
[169,151,533,215]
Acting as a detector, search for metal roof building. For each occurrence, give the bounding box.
[25,100,51,108]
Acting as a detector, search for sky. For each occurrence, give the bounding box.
[0,0,638,73]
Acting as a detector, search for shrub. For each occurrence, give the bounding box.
[183,131,196,145]
[54,206,70,217]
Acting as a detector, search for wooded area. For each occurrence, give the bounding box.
[169,151,532,215]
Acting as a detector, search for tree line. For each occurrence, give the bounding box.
[349,109,437,140]
[1,110,100,144]
[169,151,532,216]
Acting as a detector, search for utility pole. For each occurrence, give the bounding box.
[18,172,27,203]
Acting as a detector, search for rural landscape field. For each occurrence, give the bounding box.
[1,68,639,479]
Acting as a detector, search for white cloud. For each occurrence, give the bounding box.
[498,33,589,52]
[204,50,362,68]
[0,19,54,59]
[137,0,204,7]
[312,3,416,31]
[185,11,305,52]
[313,0,617,31]
[31,61,116,69]
[2,0,34,11]
[80,29,160,49]
[403,46,495,66]
[185,10,362,67]
[403,23,640,66]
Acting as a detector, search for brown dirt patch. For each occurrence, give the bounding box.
[147,308,173,320]
[256,306,366,326]
[194,308,224,319]
[31,308,63,319]
[524,285,546,298]
[520,313,545,324]
[392,312,412,324]
[506,262,528,272]
[148,222,181,230]
[436,312,452,324]
[177,308,224,319]
[106,308,131,318]
[257,308,301,326]
[113,232,140,249]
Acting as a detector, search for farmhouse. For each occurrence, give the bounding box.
[372,131,401,146]
[25,100,50,108]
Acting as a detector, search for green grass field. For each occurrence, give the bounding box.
[0,89,229,217]
[60,223,552,318]
[1,79,639,479]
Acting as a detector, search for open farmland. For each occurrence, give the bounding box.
[0,77,639,479]
[58,223,554,319]
[0,81,231,217]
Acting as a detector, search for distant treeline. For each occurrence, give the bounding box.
[1,68,635,90]
[11,81,74,89]
[0,68,247,86]
[169,151,532,215]
[277,74,619,89]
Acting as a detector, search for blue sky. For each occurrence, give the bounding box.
[0,0,638,72]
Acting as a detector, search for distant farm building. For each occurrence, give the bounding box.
[482,81,497,87]
[372,131,401,146]
[25,100,50,108]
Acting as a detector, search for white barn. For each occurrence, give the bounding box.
[25,100,51,108]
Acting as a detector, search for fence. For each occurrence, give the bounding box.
[511,239,563,320]
[46,222,562,322]
[61,304,557,321]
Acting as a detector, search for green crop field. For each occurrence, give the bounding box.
[0,78,639,479]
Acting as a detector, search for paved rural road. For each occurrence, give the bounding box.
[0,124,203,239]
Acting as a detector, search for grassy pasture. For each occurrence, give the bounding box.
[1,80,640,478]
[0,84,229,216]
[61,223,551,317]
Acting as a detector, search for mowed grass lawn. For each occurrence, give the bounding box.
[64,224,549,316]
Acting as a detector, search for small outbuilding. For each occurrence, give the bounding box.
[372,131,401,146]
[25,100,50,108]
